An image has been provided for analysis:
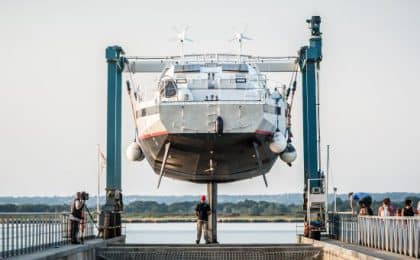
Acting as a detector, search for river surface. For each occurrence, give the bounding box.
[125,222,303,244]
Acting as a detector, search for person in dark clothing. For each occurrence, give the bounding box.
[367,207,374,216]
[69,192,85,244]
[195,195,211,244]
[402,199,416,216]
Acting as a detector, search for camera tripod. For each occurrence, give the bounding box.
[80,203,100,242]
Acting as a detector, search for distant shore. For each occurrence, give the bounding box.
[123,215,304,223]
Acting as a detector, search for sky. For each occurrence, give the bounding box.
[0,0,419,197]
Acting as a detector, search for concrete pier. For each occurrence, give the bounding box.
[10,236,125,260]
[298,236,411,260]
[12,238,413,260]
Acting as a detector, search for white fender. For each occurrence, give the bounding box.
[280,143,297,163]
[126,142,145,161]
[269,132,287,154]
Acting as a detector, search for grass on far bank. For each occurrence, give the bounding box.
[122,213,304,223]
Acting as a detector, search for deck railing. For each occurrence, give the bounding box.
[329,213,420,258]
[0,212,96,258]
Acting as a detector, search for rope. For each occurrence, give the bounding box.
[126,62,141,95]
[126,81,139,142]
[285,63,299,140]
[125,62,140,141]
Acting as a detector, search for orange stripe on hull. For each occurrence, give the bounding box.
[139,131,169,140]
[255,129,273,136]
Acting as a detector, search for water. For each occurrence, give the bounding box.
[125,222,303,244]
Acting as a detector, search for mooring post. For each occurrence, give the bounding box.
[207,182,218,243]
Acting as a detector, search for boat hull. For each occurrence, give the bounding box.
[139,132,277,183]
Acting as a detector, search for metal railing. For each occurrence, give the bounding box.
[329,213,420,258]
[127,53,297,64]
[328,213,358,243]
[0,212,96,258]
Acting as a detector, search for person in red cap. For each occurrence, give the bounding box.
[195,195,211,244]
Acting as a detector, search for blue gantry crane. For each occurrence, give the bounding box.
[100,16,325,239]
[298,16,326,237]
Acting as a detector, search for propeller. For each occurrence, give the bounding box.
[204,158,215,173]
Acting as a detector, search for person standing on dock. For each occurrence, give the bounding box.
[417,201,420,216]
[69,192,85,244]
[378,198,394,216]
[402,199,416,216]
[348,192,373,215]
[195,195,211,244]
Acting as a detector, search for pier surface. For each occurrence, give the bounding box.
[8,237,125,260]
[299,236,414,260]
[11,239,416,260]
[9,242,322,260]
[96,243,322,259]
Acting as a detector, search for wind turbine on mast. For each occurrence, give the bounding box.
[230,26,253,62]
[171,26,193,63]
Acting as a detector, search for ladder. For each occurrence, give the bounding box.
[207,103,219,132]
[307,177,327,232]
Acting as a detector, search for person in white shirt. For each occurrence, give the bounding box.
[417,201,420,216]
[378,198,394,217]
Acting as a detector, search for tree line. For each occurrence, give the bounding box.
[0,200,304,216]
[123,200,305,217]
[0,196,418,216]
[0,204,69,212]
